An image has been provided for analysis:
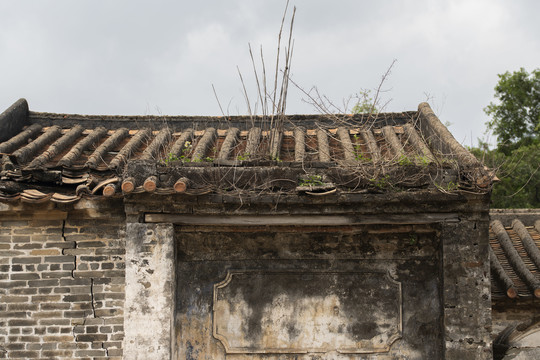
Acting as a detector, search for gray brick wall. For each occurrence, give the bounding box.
[0,209,125,359]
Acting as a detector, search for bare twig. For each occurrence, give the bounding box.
[212,84,227,119]
[277,6,296,118]
[237,66,254,125]
[248,43,266,118]
[260,46,268,118]
[369,59,397,120]
[272,0,290,120]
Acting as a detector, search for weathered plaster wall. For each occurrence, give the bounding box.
[0,201,125,359]
[0,190,492,359]
[175,225,444,359]
[125,191,492,359]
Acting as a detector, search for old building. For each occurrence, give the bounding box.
[0,98,494,359]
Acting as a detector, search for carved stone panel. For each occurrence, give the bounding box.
[213,270,402,354]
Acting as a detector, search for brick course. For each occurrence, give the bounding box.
[0,207,125,359]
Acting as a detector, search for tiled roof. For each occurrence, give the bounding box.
[0,99,486,204]
[490,210,540,300]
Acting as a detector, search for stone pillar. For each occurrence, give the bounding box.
[124,223,175,360]
[441,218,492,359]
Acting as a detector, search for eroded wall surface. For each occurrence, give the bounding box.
[0,196,492,360]
[175,225,443,359]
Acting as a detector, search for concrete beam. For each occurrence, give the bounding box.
[144,213,460,225]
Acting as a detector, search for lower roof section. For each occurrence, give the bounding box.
[490,210,540,301]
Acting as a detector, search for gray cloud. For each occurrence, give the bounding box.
[1,0,539,146]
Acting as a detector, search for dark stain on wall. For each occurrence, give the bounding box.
[175,226,444,358]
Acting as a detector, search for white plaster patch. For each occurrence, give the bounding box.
[123,223,175,360]
[0,202,11,211]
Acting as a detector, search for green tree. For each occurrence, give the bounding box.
[472,68,540,208]
[484,68,540,154]
[351,90,378,114]
[471,144,540,208]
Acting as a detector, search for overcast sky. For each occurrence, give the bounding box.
[1,0,539,146]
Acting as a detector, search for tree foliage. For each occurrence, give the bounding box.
[351,90,378,114]
[471,143,540,208]
[473,68,540,208]
[484,68,540,154]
